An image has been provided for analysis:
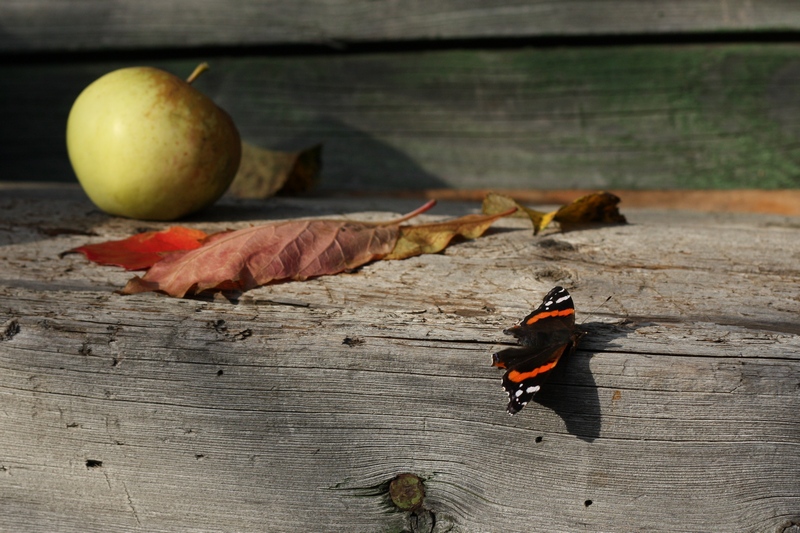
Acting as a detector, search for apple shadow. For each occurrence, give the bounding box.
[233,116,449,191]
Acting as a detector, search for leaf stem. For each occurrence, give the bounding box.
[495,207,518,217]
[384,200,437,225]
[186,63,210,84]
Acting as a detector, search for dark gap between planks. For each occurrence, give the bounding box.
[3,30,800,65]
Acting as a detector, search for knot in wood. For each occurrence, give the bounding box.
[389,473,425,512]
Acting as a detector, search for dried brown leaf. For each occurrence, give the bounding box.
[121,201,437,297]
[227,142,321,199]
[552,191,627,232]
[385,209,516,260]
[122,219,398,297]
[482,191,626,234]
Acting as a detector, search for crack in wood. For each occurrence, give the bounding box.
[118,478,141,527]
[361,334,494,346]
[608,348,800,362]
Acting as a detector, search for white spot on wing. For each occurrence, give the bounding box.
[525,385,540,394]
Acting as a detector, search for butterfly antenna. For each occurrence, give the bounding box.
[579,295,613,325]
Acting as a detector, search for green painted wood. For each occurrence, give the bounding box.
[2,44,799,189]
[1,0,799,52]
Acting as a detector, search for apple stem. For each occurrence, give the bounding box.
[186,63,210,84]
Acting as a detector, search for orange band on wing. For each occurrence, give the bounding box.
[506,358,560,383]
[525,308,574,325]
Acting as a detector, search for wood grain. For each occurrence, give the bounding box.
[3,45,800,190]
[1,0,799,52]
[1,184,799,532]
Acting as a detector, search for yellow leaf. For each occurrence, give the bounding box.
[386,209,515,260]
[482,193,554,234]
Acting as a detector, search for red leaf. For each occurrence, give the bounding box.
[122,219,398,297]
[64,227,210,270]
[121,202,438,297]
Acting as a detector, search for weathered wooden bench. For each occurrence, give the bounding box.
[2,2,800,531]
[2,183,799,531]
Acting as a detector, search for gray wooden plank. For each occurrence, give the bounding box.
[1,184,799,532]
[3,45,800,190]
[1,0,800,52]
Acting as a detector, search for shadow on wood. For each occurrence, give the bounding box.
[532,321,635,443]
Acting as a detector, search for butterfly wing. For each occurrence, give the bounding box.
[492,286,582,415]
[494,339,578,414]
[505,286,577,347]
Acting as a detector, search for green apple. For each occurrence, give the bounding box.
[66,65,241,220]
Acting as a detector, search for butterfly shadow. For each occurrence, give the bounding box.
[530,320,631,443]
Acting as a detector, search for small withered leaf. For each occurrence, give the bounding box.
[552,191,627,232]
[227,142,321,199]
[482,191,626,234]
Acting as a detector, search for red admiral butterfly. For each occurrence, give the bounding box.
[492,286,583,415]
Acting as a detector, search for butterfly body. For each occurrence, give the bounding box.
[492,286,583,414]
